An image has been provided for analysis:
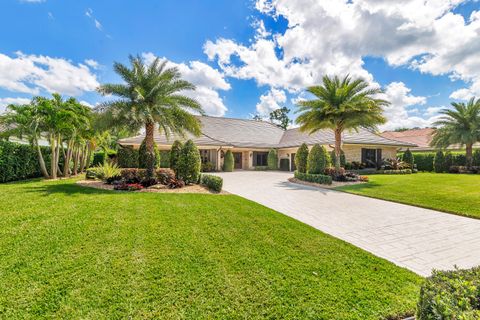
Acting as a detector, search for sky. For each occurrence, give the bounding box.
[0,0,479,130]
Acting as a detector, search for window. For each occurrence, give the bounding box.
[361,148,381,168]
[199,149,209,164]
[253,152,268,166]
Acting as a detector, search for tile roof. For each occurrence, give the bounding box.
[119,116,416,148]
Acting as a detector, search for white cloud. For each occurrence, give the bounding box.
[0,97,31,113]
[141,52,230,116]
[84,59,99,69]
[86,8,105,32]
[0,51,99,96]
[256,88,286,115]
[20,0,45,3]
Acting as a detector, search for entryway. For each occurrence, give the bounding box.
[233,152,242,169]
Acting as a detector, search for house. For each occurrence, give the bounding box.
[118,116,416,171]
[381,128,480,152]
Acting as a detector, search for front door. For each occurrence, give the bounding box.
[291,153,296,171]
[233,152,242,169]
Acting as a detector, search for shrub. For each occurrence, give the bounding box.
[200,174,223,192]
[138,139,160,169]
[417,267,480,319]
[176,140,201,184]
[307,144,328,174]
[330,149,345,167]
[223,150,234,172]
[295,143,309,173]
[92,151,116,166]
[117,147,139,168]
[169,140,183,174]
[254,165,269,171]
[381,158,409,170]
[414,153,435,172]
[444,152,454,172]
[120,168,144,183]
[156,168,175,185]
[267,149,278,170]
[473,150,480,166]
[201,161,215,172]
[165,176,185,189]
[434,151,445,173]
[159,150,170,168]
[379,169,412,174]
[402,148,414,169]
[85,168,99,180]
[294,170,332,185]
[94,162,121,183]
[113,182,143,191]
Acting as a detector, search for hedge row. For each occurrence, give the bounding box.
[117,147,170,169]
[294,170,332,185]
[411,152,476,172]
[200,174,223,192]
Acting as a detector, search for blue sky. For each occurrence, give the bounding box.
[1,0,479,130]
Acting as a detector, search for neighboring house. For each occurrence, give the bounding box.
[381,128,480,152]
[119,116,416,171]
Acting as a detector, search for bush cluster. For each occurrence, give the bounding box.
[254,166,269,171]
[223,150,234,172]
[295,143,309,173]
[200,174,223,192]
[412,151,474,172]
[201,162,215,172]
[417,267,480,319]
[294,170,332,185]
[117,147,139,168]
[379,169,413,174]
[449,166,480,174]
[118,168,175,185]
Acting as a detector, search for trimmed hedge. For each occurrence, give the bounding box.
[267,149,278,170]
[412,151,472,172]
[307,144,328,174]
[417,267,480,319]
[0,140,46,183]
[223,150,234,172]
[295,143,309,173]
[176,140,201,184]
[200,174,223,192]
[117,147,139,168]
[294,170,332,185]
[254,166,269,171]
[170,140,183,174]
[160,150,170,168]
[92,151,116,166]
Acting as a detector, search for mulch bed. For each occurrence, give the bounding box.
[76,180,228,194]
[288,177,366,189]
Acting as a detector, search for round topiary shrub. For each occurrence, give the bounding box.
[307,144,328,174]
[434,150,445,173]
[295,143,309,173]
[223,150,234,172]
[176,140,201,184]
[267,148,278,170]
[169,140,183,175]
[138,139,160,169]
[402,148,414,169]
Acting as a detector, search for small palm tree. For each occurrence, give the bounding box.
[97,55,204,178]
[296,75,388,172]
[431,98,480,166]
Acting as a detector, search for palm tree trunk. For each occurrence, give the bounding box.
[145,121,155,179]
[334,128,342,172]
[85,143,93,170]
[466,143,473,167]
[73,147,79,175]
[50,135,57,179]
[34,138,50,178]
[63,140,72,177]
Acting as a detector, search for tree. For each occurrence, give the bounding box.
[176,140,201,184]
[434,150,445,173]
[267,148,278,170]
[296,75,388,172]
[97,55,204,179]
[295,143,309,173]
[402,148,414,169]
[269,107,291,130]
[223,150,234,172]
[169,140,183,175]
[431,98,480,167]
[307,144,328,174]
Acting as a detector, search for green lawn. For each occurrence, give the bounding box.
[0,179,421,319]
[337,173,480,218]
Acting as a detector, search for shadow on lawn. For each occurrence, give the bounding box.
[335,181,382,192]
[25,181,113,196]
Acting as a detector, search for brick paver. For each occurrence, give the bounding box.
[215,171,480,276]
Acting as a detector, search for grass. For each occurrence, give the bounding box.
[336,173,480,219]
[0,178,421,319]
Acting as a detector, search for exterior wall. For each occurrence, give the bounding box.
[343,144,397,162]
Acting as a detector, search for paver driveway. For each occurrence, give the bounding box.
[215,171,480,276]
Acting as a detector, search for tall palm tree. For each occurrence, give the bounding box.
[431,97,480,167]
[97,55,204,178]
[296,75,389,172]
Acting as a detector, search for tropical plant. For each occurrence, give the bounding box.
[267,149,278,170]
[94,162,121,183]
[307,144,328,174]
[295,143,309,173]
[97,55,204,179]
[296,75,388,172]
[431,98,480,167]
[223,150,234,172]
[176,140,201,184]
[169,140,183,175]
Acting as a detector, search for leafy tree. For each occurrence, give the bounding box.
[434,150,445,173]
[431,98,480,167]
[296,75,388,172]
[176,140,201,184]
[252,114,263,121]
[138,138,160,169]
[295,143,309,173]
[402,148,414,169]
[267,149,278,170]
[223,150,234,172]
[98,55,204,179]
[307,144,328,174]
[269,107,291,130]
[169,140,183,175]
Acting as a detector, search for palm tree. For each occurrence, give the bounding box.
[97,55,204,178]
[296,75,389,172]
[431,97,480,167]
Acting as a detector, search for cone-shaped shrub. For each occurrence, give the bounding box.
[330,149,346,167]
[444,152,453,172]
[434,150,445,173]
[176,140,201,184]
[138,139,160,169]
[169,140,183,175]
[307,144,328,174]
[295,143,309,173]
[402,148,414,169]
[223,150,234,172]
[267,149,278,170]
